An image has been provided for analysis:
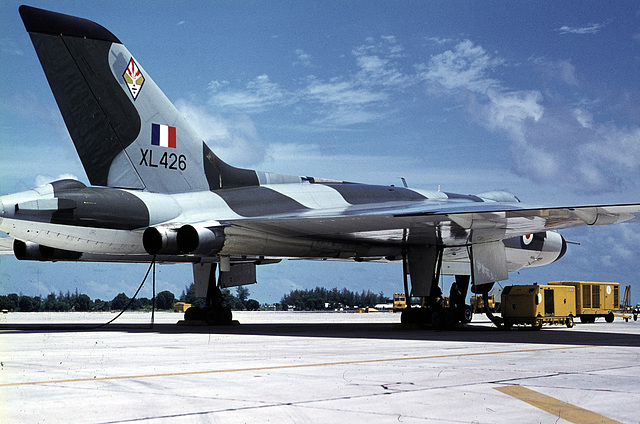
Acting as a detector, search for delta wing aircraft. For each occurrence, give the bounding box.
[2,6,639,325]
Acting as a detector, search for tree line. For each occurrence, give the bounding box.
[0,290,177,312]
[280,287,389,311]
[0,285,261,312]
[0,285,390,312]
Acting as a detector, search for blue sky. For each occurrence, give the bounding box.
[1,1,639,305]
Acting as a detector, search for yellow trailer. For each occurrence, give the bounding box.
[548,281,619,323]
[501,284,576,329]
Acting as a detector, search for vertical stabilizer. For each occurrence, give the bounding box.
[20,5,262,194]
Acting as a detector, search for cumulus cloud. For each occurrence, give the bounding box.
[416,38,640,194]
[419,40,503,93]
[206,36,415,128]
[208,75,290,112]
[193,35,639,194]
[175,99,267,166]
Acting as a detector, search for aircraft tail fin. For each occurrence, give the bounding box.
[20,5,268,193]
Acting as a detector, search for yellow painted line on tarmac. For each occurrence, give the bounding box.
[1,345,592,388]
[494,385,622,424]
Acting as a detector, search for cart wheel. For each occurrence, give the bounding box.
[566,317,574,328]
[605,312,614,323]
[533,319,543,330]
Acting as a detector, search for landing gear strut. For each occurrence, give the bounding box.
[400,275,473,329]
[184,263,234,325]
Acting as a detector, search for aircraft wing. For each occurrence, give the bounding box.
[222,201,640,247]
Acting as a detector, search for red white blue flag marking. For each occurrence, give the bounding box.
[151,124,177,148]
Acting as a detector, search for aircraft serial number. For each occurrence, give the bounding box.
[139,149,187,171]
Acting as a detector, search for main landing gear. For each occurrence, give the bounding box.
[184,286,233,325]
[183,263,234,325]
[400,275,473,329]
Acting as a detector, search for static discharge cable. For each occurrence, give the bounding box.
[93,255,157,329]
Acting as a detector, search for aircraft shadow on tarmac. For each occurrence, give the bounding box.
[2,321,639,348]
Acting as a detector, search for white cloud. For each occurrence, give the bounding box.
[426,37,452,46]
[573,108,593,129]
[420,40,503,93]
[557,23,605,35]
[533,58,579,86]
[175,99,267,166]
[294,49,313,67]
[588,125,640,170]
[208,75,289,112]
[304,78,387,106]
[480,89,544,141]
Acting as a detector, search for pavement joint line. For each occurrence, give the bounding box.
[494,384,623,424]
[1,345,594,388]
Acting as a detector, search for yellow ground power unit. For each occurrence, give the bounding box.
[548,281,619,323]
[501,284,576,329]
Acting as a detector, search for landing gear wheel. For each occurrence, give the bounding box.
[443,309,454,329]
[462,305,473,324]
[184,306,202,321]
[205,307,222,325]
[220,307,233,325]
[430,310,442,329]
[401,308,413,324]
[566,316,574,328]
[605,312,614,323]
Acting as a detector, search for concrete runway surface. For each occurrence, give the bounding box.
[1,311,639,423]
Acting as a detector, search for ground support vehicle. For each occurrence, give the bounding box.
[500,284,576,330]
[392,293,407,312]
[470,294,495,313]
[548,281,619,323]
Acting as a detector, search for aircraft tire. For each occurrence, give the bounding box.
[462,305,473,323]
[430,310,442,329]
[184,306,202,321]
[400,308,413,324]
[220,307,233,325]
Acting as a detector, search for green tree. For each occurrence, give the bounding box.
[19,295,38,312]
[236,286,250,305]
[0,294,18,311]
[245,299,260,311]
[111,293,130,310]
[93,299,111,311]
[73,294,93,311]
[222,289,244,310]
[155,290,175,310]
[181,283,201,304]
